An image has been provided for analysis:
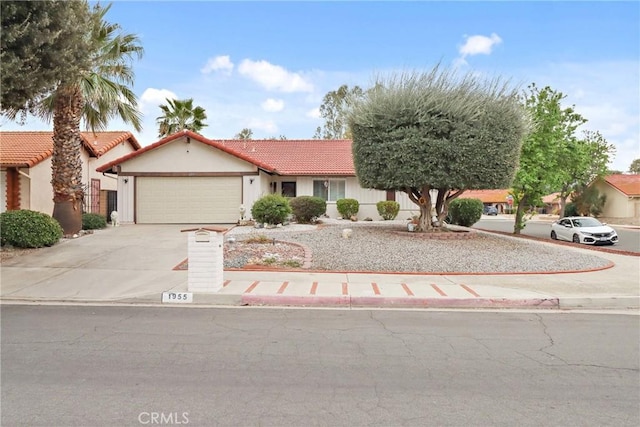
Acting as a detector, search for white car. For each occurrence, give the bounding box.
[550,216,618,245]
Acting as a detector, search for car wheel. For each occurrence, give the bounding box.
[572,234,581,244]
[550,231,557,240]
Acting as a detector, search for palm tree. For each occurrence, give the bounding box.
[156,98,208,137]
[36,3,143,234]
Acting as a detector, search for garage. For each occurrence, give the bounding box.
[136,176,241,223]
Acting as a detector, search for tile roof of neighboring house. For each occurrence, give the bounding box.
[0,131,140,168]
[97,130,356,176]
[542,192,561,204]
[458,189,512,203]
[218,139,354,175]
[603,174,640,196]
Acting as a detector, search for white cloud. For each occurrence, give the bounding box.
[238,59,314,92]
[247,118,278,134]
[139,88,177,113]
[459,33,502,58]
[306,107,321,119]
[261,98,285,112]
[201,55,234,74]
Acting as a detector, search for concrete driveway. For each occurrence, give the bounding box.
[1,225,194,301]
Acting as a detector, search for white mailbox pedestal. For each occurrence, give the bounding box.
[181,227,227,293]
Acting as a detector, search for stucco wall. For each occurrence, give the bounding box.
[0,170,6,213]
[594,181,635,217]
[116,175,135,223]
[26,162,54,215]
[90,141,137,191]
[119,137,257,173]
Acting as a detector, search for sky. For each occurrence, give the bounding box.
[2,0,639,172]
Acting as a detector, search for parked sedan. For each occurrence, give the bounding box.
[483,205,498,215]
[550,216,618,245]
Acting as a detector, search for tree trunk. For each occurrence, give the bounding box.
[513,195,528,234]
[558,195,567,218]
[417,188,432,231]
[52,85,84,235]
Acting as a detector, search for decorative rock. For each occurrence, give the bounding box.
[342,229,353,239]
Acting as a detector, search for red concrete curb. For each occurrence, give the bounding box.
[239,294,560,309]
[241,294,350,307]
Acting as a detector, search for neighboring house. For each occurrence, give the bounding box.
[458,189,512,213]
[540,192,561,214]
[96,130,420,224]
[591,174,640,219]
[0,131,141,217]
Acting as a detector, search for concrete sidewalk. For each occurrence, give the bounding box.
[1,224,638,310]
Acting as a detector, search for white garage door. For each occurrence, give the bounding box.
[136,176,242,223]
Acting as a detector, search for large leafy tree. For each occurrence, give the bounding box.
[629,158,640,174]
[313,84,365,139]
[156,98,208,137]
[33,4,144,235]
[1,0,93,118]
[511,84,586,233]
[348,67,528,231]
[555,130,614,217]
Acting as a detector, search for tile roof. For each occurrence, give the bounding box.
[603,174,640,196]
[0,131,140,167]
[218,139,354,175]
[97,130,356,176]
[458,189,512,203]
[541,192,561,204]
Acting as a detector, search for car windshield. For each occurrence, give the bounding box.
[572,218,603,228]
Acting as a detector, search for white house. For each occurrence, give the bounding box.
[96,130,420,224]
[591,174,640,219]
[0,131,141,217]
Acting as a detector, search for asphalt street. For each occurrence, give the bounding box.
[474,217,640,253]
[2,305,638,427]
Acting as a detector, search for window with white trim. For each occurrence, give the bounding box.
[313,179,345,202]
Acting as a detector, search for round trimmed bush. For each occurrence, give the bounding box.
[290,196,326,223]
[251,194,292,225]
[336,198,359,218]
[448,198,483,227]
[82,213,107,230]
[376,201,400,220]
[0,210,63,248]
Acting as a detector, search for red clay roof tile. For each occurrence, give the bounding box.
[97,130,356,175]
[603,174,640,196]
[0,131,140,167]
[218,139,354,175]
[458,189,512,203]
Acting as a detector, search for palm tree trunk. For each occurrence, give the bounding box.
[51,85,84,235]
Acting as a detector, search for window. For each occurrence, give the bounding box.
[313,179,345,202]
[281,182,296,198]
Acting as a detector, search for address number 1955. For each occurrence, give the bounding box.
[162,292,193,303]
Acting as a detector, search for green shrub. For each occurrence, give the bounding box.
[0,210,63,248]
[336,198,359,218]
[376,201,400,220]
[448,198,483,227]
[251,194,292,225]
[82,213,107,230]
[564,202,578,217]
[289,196,326,223]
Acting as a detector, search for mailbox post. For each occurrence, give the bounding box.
[181,227,227,293]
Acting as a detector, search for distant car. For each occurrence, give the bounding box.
[483,205,498,216]
[550,216,618,245]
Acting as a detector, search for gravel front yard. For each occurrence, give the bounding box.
[226,221,613,273]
